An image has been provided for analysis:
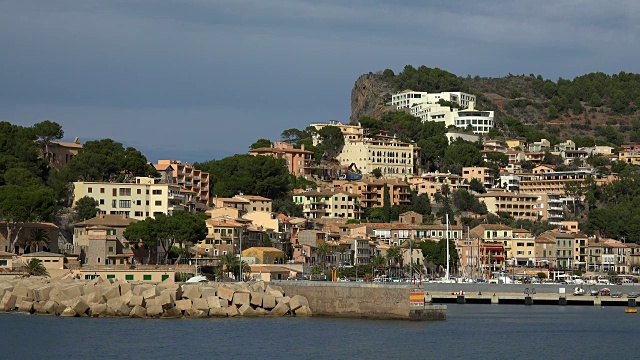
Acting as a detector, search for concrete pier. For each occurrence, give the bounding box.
[278,282,446,320]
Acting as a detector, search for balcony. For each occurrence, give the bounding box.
[186,181,193,186]
[177,178,184,184]
[193,176,200,181]
[193,183,200,189]
[88,235,117,240]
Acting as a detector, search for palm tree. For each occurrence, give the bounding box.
[371,255,386,280]
[26,258,48,277]
[386,246,401,277]
[338,245,348,266]
[26,229,50,253]
[219,253,238,279]
[316,242,332,278]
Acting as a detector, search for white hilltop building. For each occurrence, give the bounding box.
[391,90,494,134]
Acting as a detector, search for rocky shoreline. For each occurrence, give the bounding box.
[0,277,312,318]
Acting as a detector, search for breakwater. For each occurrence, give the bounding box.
[0,277,311,318]
[278,282,446,320]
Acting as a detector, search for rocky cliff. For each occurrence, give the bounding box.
[349,73,394,124]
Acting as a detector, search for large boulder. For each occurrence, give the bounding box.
[18,300,34,313]
[181,285,201,300]
[205,296,221,309]
[262,294,276,310]
[60,307,77,317]
[250,292,263,307]
[161,307,182,318]
[289,295,309,311]
[101,285,121,302]
[232,292,250,306]
[217,286,234,301]
[1,291,17,311]
[32,285,54,302]
[226,305,239,317]
[129,305,147,318]
[192,298,209,311]
[208,307,227,317]
[42,300,59,315]
[69,298,90,315]
[175,299,193,312]
[238,303,258,317]
[146,304,164,317]
[270,302,290,317]
[142,287,160,300]
[89,303,108,317]
[185,308,208,318]
[128,295,145,307]
[266,285,284,298]
[199,286,216,298]
[60,285,83,299]
[294,305,313,317]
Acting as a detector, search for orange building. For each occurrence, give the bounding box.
[249,142,313,177]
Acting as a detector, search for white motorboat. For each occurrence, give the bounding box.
[185,275,209,283]
[573,287,585,296]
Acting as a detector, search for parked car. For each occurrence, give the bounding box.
[611,291,622,298]
[599,288,611,296]
[627,292,639,298]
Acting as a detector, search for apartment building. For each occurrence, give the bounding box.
[195,218,249,258]
[73,177,188,221]
[235,195,272,213]
[445,131,479,144]
[618,146,640,165]
[462,167,494,189]
[408,173,469,201]
[339,177,412,208]
[155,160,211,207]
[310,120,364,143]
[475,189,539,221]
[292,190,362,220]
[392,90,476,109]
[337,133,420,178]
[249,142,314,177]
[533,193,564,226]
[534,235,557,267]
[38,138,82,169]
[528,139,551,152]
[498,174,520,192]
[452,103,495,134]
[506,139,527,150]
[518,169,612,195]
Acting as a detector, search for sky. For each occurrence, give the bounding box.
[2,0,640,163]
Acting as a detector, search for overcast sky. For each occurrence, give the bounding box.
[2,0,639,163]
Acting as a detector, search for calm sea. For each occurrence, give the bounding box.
[1,305,637,360]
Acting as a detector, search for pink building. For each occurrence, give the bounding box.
[249,142,313,176]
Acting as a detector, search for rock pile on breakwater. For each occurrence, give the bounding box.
[0,277,311,318]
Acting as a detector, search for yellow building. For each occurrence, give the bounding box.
[338,177,411,208]
[462,167,494,188]
[0,251,14,269]
[337,134,420,178]
[475,189,539,221]
[292,190,362,219]
[408,173,469,201]
[242,247,285,264]
[73,177,186,220]
[518,170,612,195]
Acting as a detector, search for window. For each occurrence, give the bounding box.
[162,275,169,281]
[155,201,162,206]
[135,211,143,217]
[0,260,7,266]
[100,188,105,193]
[143,274,152,281]
[88,187,93,193]
[152,190,162,195]
[137,189,142,195]
[119,200,131,208]
[112,189,117,196]
[125,243,130,249]
[108,246,114,253]
[125,274,134,281]
[112,200,117,208]
[119,188,131,196]
[136,200,141,205]
[100,199,104,205]
[107,274,115,279]
[97,257,101,263]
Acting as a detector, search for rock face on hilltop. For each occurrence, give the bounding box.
[349,73,394,124]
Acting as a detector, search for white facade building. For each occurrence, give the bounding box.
[392,90,476,110]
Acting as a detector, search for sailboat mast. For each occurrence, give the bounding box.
[446,214,450,280]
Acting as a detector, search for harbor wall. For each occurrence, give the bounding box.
[276,282,446,320]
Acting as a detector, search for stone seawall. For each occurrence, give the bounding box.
[276,282,446,320]
[0,277,311,318]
